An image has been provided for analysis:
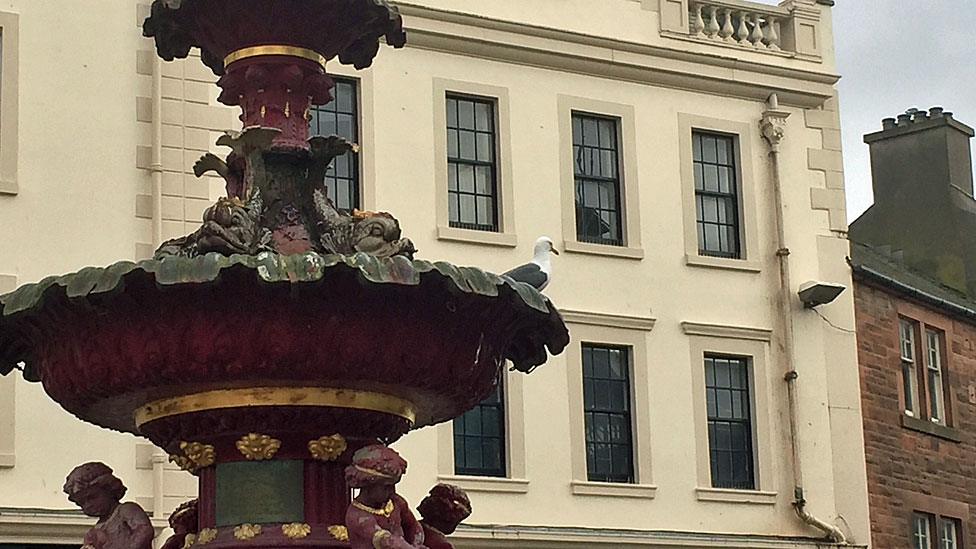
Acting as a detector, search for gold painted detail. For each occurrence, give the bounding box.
[308,434,347,461]
[224,45,328,70]
[234,524,262,541]
[181,533,197,549]
[236,433,281,460]
[284,101,291,118]
[328,525,349,542]
[196,528,218,545]
[260,105,267,119]
[352,499,394,518]
[373,529,393,549]
[170,441,215,473]
[135,387,417,427]
[281,523,312,539]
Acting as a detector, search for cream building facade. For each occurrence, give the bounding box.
[0,0,870,547]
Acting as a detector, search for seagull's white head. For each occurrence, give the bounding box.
[533,236,559,260]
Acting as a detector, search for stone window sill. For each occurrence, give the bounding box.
[437,475,529,494]
[901,414,962,443]
[570,480,657,499]
[437,226,518,248]
[685,254,761,273]
[0,453,13,468]
[0,180,17,195]
[695,487,777,505]
[563,240,644,260]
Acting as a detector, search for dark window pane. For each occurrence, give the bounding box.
[693,131,740,258]
[705,355,755,490]
[310,78,360,211]
[573,113,623,246]
[583,344,634,483]
[447,95,499,232]
[453,384,506,477]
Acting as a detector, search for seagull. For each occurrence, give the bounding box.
[503,236,559,291]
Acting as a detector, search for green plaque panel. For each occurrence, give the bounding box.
[215,460,305,526]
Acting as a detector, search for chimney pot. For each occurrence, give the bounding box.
[897,113,912,126]
[882,117,897,130]
[929,107,945,118]
[913,111,930,123]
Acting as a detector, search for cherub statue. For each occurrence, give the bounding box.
[160,499,198,549]
[63,462,154,549]
[417,484,472,549]
[344,445,427,549]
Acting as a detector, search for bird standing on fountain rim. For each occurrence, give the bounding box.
[503,236,559,291]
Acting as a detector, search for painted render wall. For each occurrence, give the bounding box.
[0,0,869,547]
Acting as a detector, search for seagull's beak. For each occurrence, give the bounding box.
[551,245,560,255]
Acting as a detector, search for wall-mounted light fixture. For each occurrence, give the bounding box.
[798,281,846,308]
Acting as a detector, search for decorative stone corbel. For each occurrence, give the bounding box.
[761,95,791,152]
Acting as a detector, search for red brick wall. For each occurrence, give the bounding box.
[855,279,976,548]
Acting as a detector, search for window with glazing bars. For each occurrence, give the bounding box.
[693,131,741,258]
[926,329,946,425]
[900,319,920,417]
[705,355,755,490]
[573,113,623,246]
[310,78,359,211]
[582,344,633,483]
[446,95,498,231]
[939,517,960,549]
[453,383,505,477]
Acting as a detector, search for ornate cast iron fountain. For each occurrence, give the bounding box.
[0,1,569,548]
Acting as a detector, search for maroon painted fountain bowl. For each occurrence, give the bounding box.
[0,252,568,453]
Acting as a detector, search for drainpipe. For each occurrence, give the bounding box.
[151,55,164,248]
[760,94,847,544]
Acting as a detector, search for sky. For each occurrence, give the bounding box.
[831,1,976,221]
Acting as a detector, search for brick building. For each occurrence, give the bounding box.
[851,108,976,549]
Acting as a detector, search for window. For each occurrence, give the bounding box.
[913,513,962,549]
[693,131,740,258]
[901,319,920,417]
[914,513,934,549]
[446,95,498,232]
[573,113,623,246]
[453,384,505,477]
[310,78,359,211]
[0,12,19,195]
[899,317,951,426]
[926,329,945,424]
[939,517,960,549]
[705,355,754,490]
[582,344,633,483]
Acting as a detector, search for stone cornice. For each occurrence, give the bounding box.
[561,309,657,331]
[681,321,773,341]
[395,2,839,109]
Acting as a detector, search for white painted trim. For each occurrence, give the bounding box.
[450,523,862,548]
[695,486,778,505]
[0,12,19,196]
[570,481,657,499]
[561,310,656,332]
[395,2,838,109]
[681,321,773,342]
[437,475,529,494]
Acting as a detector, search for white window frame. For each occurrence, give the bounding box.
[939,518,958,549]
[900,318,920,417]
[926,329,945,425]
[914,513,933,549]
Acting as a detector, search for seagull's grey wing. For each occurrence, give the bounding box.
[502,263,548,290]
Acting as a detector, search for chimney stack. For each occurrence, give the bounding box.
[864,106,975,205]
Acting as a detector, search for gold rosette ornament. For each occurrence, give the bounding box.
[233,524,262,541]
[170,441,215,473]
[328,525,349,541]
[195,528,218,545]
[308,434,347,461]
[235,433,281,460]
[281,523,312,539]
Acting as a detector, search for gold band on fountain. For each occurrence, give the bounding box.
[223,45,328,70]
[135,387,417,428]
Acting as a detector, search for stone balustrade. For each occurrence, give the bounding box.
[658,0,825,61]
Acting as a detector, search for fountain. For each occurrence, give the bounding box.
[0,1,569,547]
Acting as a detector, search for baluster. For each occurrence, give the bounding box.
[750,12,766,48]
[692,3,706,37]
[719,9,735,42]
[705,5,721,39]
[736,11,750,45]
[765,16,781,50]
